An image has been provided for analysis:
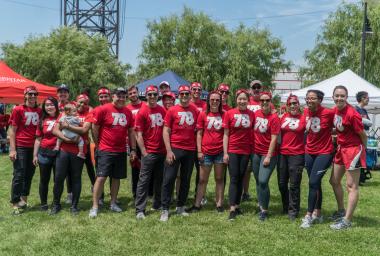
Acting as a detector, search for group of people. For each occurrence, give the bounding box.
[7,79,369,230]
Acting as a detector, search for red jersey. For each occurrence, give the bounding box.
[305,106,334,155]
[93,103,134,152]
[135,104,166,154]
[164,104,199,151]
[191,100,206,113]
[9,105,42,148]
[253,109,280,156]
[334,104,364,148]
[222,104,232,112]
[280,112,305,155]
[197,111,224,155]
[247,97,275,113]
[36,116,57,150]
[127,101,144,117]
[223,108,255,155]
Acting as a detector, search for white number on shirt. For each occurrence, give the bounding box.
[306,117,321,133]
[131,109,139,116]
[149,113,164,127]
[112,113,127,126]
[25,112,39,126]
[254,117,268,132]
[206,116,222,130]
[334,115,344,132]
[178,112,194,125]
[46,120,56,132]
[247,105,261,112]
[234,114,250,128]
[281,117,300,130]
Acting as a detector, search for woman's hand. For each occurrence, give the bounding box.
[9,150,17,162]
[223,153,229,164]
[263,156,271,167]
[166,150,176,165]
[197,152,204,161]
[33,155,39,167]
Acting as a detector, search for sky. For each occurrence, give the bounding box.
[0,0,360,71]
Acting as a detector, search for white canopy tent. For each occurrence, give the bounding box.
[280,69,380,114]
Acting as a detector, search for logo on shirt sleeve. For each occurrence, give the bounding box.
[254,117,268,132]
[206,116,222,130]
[333,115,344,132]
[234,114,250,128]
[306,117,321,133]
[25,112,39,126]
[112,113,127,126]
[178,112,194,125]
[281,117,300,130]
[149,113,164,127]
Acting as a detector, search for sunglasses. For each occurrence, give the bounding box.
[179,92,190,96]
[147,93,158,97]
[306,97,318,101]
[27,92,38,96]
[192,88,201,92]
[252,86,261,90]
[219,90,230,95]
[260,99,271,103]
[288,102,299,106]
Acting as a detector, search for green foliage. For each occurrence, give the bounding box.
[135,7,290,95]
[300,2,380,86]
[1,27,130,103]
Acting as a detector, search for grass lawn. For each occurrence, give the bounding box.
[0,154,379,256]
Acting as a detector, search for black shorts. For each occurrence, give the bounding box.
[97,150,127,179]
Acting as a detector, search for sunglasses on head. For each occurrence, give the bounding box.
[147,93,158,97]
[260,99,270,103]
[219,90,230,95]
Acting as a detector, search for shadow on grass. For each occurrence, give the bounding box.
[360,180,380,187]
[354,215,380,227]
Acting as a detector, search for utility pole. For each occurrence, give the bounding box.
[360,1,373,79]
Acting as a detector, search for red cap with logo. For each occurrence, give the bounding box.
[162,91,176,100]
[190,82,202,89]
[145,85,158,94]
[97,88,110,96]
[24,85,38,95]
[218,83,230,91]
[178,85,190,93]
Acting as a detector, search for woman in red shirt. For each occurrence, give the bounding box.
[9,86,42,214]
[252,92,280,221]
[32,97,60,211]
[223,89,255,220]
[329,85,367,230]
[278,94,305,220]
[188,91,225,213]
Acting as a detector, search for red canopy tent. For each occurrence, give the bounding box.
[0,61,57,104]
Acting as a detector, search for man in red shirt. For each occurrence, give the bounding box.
[217,83,232,111]
[89,87,137,218]
[57,84,71,113]
[134,85,167,219]
[190,82,206,112]
[160,85,199,221]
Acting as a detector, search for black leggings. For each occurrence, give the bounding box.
[10,147,35,204]
[305,154,332,213]
[228,153,249,206]
[54,150,84,207]
[39,158,56,205]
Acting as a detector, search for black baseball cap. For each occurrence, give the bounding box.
[57,84,70,92]
[112,87,127,94]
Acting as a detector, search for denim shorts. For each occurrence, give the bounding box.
[200,152,224,166]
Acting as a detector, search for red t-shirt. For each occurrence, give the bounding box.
[253,109,280,156]
[222,104,232,112]
[135,104,166,154]
[197,111,224,155]
[305,106,334,155]
[247,98,262,113]
[36,116,57,150]
[127,102,144,117]
[223,108,255,155]
[0,114,10,128]
[191,100,206,113]
[334,104,364,148]
[93,103,134,152]
[164,104,199,151]
[280,112,305,155]
[9,105,42,148]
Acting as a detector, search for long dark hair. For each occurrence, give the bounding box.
[206,91,223,114]
[39,96,59,130]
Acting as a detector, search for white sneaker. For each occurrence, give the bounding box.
[300,215,313,229]
[136,212,146,220]
[176,206,189,217]
[110,203,122,213]
[200,197,208,206]
[160,210,169,222]
[311,215,324,224]
[89,208,98,218]
[330,218,352,230]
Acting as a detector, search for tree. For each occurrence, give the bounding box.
[1,27,130,102]
[300,2,380,86]
[135,7,290,94]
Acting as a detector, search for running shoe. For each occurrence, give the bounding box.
[186,205,201,213]
[110,203,123,213]
[160,210,169,222]
[228,210,238,221]
[49,204,61,215]
[89,208,98,218]
[176,206,189,217]
[330,218,352,230]
[216,206,224,213]
[300,215,313,229]
[241,193,252,202]
[311,215,324,224]
[200,197,208,206]
[70,207,80,215]
[136,212,146,220]
[329,209,346,222]
[236,208,243,216]
[40,204,49,211]
[258,211,268,221]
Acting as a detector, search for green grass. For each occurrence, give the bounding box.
[0,154,379,256]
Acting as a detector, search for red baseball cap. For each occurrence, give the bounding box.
[218,83,230,91]
[76,94,89,102]
[145,85,158,94]
[24,85,38,95]
[178,85,191,93]
[162,91,176,100]
[97,88,110,96]
[190,82,202,89]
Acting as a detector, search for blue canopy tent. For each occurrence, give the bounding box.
[136,70,207,99]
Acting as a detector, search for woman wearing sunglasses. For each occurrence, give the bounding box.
[9,86,42,214]
[252,92,280,221]
[223,89,255,220]
[300,89,334,229]
[278,94,305,220]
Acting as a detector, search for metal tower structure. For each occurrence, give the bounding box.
[63,0,120,57]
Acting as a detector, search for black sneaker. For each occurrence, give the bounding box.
[236,208,243,216]
[228,210,238,221]
[40,204,49,211]
[216,206,224,213]
[258,211,268,221]
[70,207,80,215]
[186,205,201,213]
[49,204,61,215]
[241,193,252,202]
